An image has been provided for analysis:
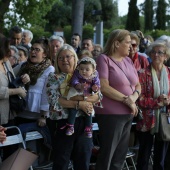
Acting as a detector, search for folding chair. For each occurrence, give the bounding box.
[123,150,136,170]
[0,126,33,170]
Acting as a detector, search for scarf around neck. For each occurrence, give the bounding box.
[18,58,51,86]
[150,65,169,134]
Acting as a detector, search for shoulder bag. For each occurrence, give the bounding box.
[159,110,170,141]
[4,62,26,113]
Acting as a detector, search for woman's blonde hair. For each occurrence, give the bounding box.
[54,44,78,74]
[103,29,130,56]
[130,33,140,46]
[78,49,93,59]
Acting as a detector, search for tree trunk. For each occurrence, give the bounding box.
[72,0,85,39]
[0,0,11,33]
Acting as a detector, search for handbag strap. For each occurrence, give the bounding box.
[4,62,14,83]
[109,57,134,92]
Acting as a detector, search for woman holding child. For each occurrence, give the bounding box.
[46,44,101,170]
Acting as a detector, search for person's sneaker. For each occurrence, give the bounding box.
[84,126,92,138]
[66,126,74,136]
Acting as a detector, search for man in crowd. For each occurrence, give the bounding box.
[81,38,94,52]
[9,26,22,46]
[71,33,81,55]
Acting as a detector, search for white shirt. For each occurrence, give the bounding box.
[26,65,55,114]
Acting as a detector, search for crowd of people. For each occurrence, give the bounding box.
[0,25,170,170]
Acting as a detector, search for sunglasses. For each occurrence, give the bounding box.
[131,44,137,48]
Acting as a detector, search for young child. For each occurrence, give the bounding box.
[66,57,100,138]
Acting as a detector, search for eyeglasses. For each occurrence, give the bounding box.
[131,44,137,48]
[30,47,41,52]
[151,50,166,56]
[58,55,74,61]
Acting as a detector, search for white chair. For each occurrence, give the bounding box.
[0,126,33,170]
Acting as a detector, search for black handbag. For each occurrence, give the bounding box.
[159,112,170,141]
[5,62,26,113]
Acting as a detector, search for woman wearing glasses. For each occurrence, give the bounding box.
[136,40,170,170]
[16,38,54,126]
[128,33,149,72]
[46,44,101,170]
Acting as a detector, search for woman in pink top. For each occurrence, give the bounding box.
[95,29,141,170]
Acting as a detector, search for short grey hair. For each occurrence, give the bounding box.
[49,35,64,47]
[146,40,170,59]
[23,30,33,41]
[10,45,18,54]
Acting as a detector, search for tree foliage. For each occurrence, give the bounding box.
[1,0,57,33]
[45,1,72,33]
[144,0,153,31]
[72,0,85,38]
[155,0,167,30]
[100,0,118,28]
[126,0,140,31]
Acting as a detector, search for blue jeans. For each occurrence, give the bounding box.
[49,117,93,170]
[68,108,92,127]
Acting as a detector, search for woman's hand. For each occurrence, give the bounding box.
[123,99,138,116]
[123,93,138,105]
[128,103,138,116]
[21,74,30,84]
[0,126,7,144]
[158,94,170,106]
[79,101,93,116]
[71,93,99,103]
[37,118,46,127]
[17,87,27,98]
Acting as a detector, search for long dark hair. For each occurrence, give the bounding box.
[0,34,11,60]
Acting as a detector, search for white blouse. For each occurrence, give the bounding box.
[26,65,55,114]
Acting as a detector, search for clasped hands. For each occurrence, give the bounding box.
[123,94,138,116]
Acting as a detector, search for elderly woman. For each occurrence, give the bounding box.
[22,29,33,47]
[92,44,103,61]
[49,35,64,64]
[128,33,149,72]
[95,29,141,170]
[46,44,101,170]
[136,41,170,170]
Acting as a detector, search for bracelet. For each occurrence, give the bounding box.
[84,96,88,101]
[75,101,79,110]
[134,90,140,96]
